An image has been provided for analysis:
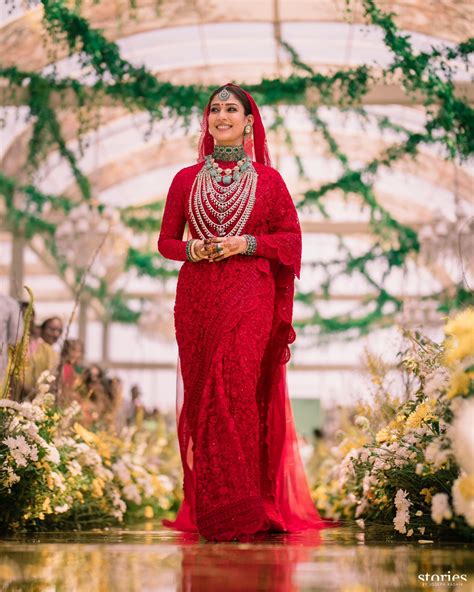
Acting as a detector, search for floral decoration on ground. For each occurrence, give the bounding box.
[310,308,474,540]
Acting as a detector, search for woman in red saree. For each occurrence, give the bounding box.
[158,84,334,542]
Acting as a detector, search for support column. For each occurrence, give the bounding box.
[10,232,25,300]
[102,319,110,364]
[78,296,88,346]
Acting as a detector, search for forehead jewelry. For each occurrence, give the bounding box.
[217,87,231,101]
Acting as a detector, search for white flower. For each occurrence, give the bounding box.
[67,460,82,477]
[37,383,50,396]
[412,425,429,437]
[416,463,424,475]
[157,474,174,492]
[50,471,66,492]
[45,445,60,465]
[34,391,55,408]
[75,445,101,467]
[0,400,44,421]
[431,493,453,525]
[418,527,425,535]
[111,489,127,513]
[54,504,69,513]
[122,483,142,505]
[393,489,412,534]
[3,466,20,487]
[355,499,368,518]
[337,450,357,487]
[347,492,357,505]
[394,512,409,534]
[3,435,38,467]
[372,457,386,472]
[60,402,81,427]
[448,398,474,474]
[354,416,370,431]
[356,519,365,529]
[424,368,450,398]
[112,460,132,486]
[362,472,377,495]
[424,440,451,469]
[37,370,51,383]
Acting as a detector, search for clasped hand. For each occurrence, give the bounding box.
[193,236,247,262]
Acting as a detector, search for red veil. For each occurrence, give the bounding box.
[163,84,334,539]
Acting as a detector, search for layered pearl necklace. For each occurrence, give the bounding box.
[189,146,258,239]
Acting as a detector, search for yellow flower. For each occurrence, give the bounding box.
[405,403,434,429]
[42,498,52,514]
[91,478,104,498]
[73,422,99,445]
[376,427,390,443]
[420,487,435,504]
[458,474,474,500]
[443,308,474,366]
[339,435,368,456]
[144,506,154,519]
[447,369,474,399]
[312,485,329,505]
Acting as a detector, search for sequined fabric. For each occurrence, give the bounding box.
[158,162,335,542]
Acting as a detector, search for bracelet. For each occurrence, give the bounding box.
[186,239,199,262]
[242,234,257,256]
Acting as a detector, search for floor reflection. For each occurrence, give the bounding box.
[0,524,472,591]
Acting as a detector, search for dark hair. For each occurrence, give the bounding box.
[209,85,252,116]
[40,316,62,330]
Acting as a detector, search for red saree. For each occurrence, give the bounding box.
[158,162,334,542]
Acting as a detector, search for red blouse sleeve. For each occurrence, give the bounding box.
[157,172,188,262]
[254,171,302,279]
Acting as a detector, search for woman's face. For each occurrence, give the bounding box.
[208,93,254,147]
[69,343,84,365]
[89,366,101,381]
[41,318,63,345]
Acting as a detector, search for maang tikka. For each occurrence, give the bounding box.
[217,87,231,101]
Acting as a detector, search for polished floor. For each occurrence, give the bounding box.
[0,523,472,591]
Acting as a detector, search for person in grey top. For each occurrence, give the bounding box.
[0,294,24,382]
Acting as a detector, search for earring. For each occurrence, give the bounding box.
[243,124,254,159]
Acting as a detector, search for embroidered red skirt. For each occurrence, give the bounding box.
[162,255,335,541]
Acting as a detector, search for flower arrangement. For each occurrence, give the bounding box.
[0,371,180,532]
[311,308,474,540]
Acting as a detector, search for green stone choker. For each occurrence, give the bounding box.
[212,145,247,162]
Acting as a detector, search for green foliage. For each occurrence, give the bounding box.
[125,247,179,279]
[0,0,472,333]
